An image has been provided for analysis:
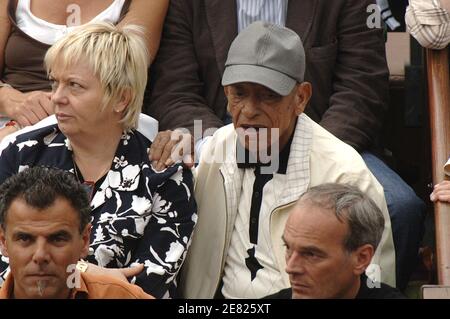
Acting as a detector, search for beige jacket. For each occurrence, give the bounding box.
[180,114,396,298]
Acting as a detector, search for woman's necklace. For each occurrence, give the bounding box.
[72,155,84,183]
[72,154,110,183]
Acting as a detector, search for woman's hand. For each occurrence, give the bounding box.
[149,129,194,171]
[0,87,53,127]
[430,180,450,203]
[84,262,144,283]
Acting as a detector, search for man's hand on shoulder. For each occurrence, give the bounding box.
[148,129,194,170]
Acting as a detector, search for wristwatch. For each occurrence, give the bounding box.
[76,260,89,273]
[5,120,20,130]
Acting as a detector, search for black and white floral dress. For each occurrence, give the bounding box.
[0,124,197,298]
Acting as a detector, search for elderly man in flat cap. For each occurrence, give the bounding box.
[179,21,396,299]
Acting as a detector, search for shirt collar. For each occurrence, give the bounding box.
[0,273,14,299]
[355,273,371,298]
[70,272,89,299]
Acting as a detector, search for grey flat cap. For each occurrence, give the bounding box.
[222,21,305,96]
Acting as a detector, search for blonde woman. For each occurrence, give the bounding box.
[0,0,168,133]
[0,22,196,299]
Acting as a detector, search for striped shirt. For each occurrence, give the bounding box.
[406,0,450,49]
[237,0,288,33]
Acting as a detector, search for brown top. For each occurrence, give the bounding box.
[0,271,154,299]
[1,0,130,92]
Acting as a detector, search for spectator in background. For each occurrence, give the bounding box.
[406,0,450,49]
[0,0,168,138]
[267,184,405,299]
[0,167,153,299]
[0,22,196,298]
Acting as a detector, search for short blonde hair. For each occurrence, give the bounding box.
[44,22,148,130]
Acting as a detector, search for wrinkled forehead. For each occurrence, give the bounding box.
[285,202,349,243]
[4,197,81,233]
[229,82,280,94]
[228,82,299,101]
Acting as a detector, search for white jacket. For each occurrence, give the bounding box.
[180,114,396,298]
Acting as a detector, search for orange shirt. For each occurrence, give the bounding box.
[0,272,154,299]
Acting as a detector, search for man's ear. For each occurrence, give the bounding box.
[351,244,374,276]
[80,224,92,259]
[294,82,312,115]
[223,87,232,112]
[223,85,230,98]
[113,88,132,113]
[0,227,9,258]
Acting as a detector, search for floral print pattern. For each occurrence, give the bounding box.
[0,124,197,298]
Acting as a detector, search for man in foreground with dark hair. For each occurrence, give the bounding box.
[269,183,405,299]
[0,167,152,299]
